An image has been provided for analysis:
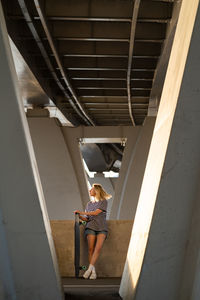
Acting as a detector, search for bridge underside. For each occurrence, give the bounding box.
[1,0,200,300]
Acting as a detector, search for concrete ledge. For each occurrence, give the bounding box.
[50,220,133,277]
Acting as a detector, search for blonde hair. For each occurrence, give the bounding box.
[92,183,112,201]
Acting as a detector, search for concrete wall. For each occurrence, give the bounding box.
[148,0,182,116]
[50,220,133,278]
[61,127,91,209]
[28,117,83,219]
[119,0,200,299]
[0,210,16,300]
[179,183,200,300]
[118,117,155,220]
[110,127,141,219]
[0,3,63,299]
[110,118,155,220]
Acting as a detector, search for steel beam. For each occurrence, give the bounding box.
[30,53,159,59]
[66,68,155,72]
[8,15,170,23]
[93,117,145,120]
[137,18,170,23]
[79,95,149,98]
[67,67,128,71]
[33,0,95,126]
[36,16,132,22]
[83,103,148,106]
[51,37,163,43]
[91,113,130,115]
[17,0,93,126]
[62,54,128,58]
[71,78,153,81]
[152,0,174,2]
[87,108,143,111]
[76,87,151,90]
[92,121,132,123]
[93,114,130,116]
[54,37,130,42]
[60,54,159,58]
[135,39,164,43]
[17,0,89,125]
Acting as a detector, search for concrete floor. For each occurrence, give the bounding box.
[62,277,122,300]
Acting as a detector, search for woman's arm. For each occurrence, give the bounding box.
[74,209,102,216]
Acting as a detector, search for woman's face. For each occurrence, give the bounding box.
[89,187,96,197]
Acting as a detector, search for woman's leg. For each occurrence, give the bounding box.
[83,234,96,279]
[87,234,96,263]
[90,234,106,266]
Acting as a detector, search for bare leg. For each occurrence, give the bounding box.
[87,234,96,263]
[83,234,96,279]
[90,234,106,266]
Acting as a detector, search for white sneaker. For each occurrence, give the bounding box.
[83,269,92,279]
[89,271,97,280]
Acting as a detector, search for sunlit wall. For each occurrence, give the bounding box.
[119,0,199,298]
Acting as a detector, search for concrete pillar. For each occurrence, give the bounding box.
[89,173,115,219]
[0,3,63,300]
[110,127,141,219]
[0,210,16,300]
[28,117,83,219]
[61,127,90,208]
[148,0,181,116]
[119,0,199,299]
[118,117,155,220]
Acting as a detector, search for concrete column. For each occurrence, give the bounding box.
[118,117,155,220]
[148,0,181,116]
[28,117,83,219]
[110,127,141,219]
[61,127,90,208]
[89,173,115,219]
[0,210,16,300]
[119,0,199,299]
[0,3,63,300]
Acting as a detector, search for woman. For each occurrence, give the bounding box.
[74,183,112,280]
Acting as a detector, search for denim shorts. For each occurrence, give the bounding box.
[85,228,108,237]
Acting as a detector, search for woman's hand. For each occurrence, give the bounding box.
[74,210,84,215]
[74,209,102,216]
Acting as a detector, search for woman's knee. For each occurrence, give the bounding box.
[88,246,95,254]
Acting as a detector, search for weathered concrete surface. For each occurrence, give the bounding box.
[28,117,83,219]
[110,127,141,219]
[0,2,63,299]
[51,220,133,277]
[117,117,155,220]
[119,0,200,299]
[148,0,182,116]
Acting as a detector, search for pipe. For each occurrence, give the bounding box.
[127,0,141,126]
[33,0,95,126]
[17,0,93,126]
